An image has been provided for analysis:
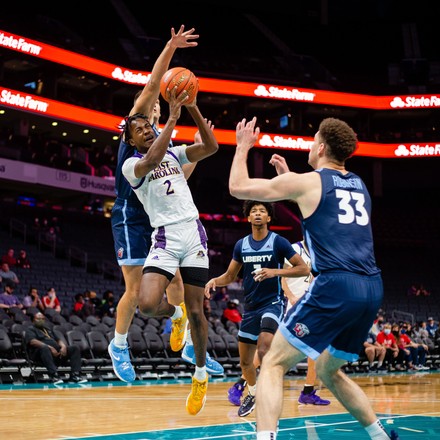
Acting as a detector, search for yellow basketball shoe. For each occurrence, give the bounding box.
[186,374,208,415]
[170,302,188,351]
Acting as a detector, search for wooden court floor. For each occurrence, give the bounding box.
[1,371,439,439]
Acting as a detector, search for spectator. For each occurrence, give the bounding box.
[392,323,429,371]
[99,290,118,318]
[0,263,20,286]
[412,321,435,352]
[73,293,85,317]
[203,297,213,322]
[42,287,61,312]
[213,286,229,302]
[0,279,24,310]
[363,329,386,371]
[426,317,438,339]
[221,299,242,327]
[22,287,45,313]
[370,313,385,337]
[1,248,17,266]
[376,322,401,370]
[16,249,31,269]
[25,312,87,384]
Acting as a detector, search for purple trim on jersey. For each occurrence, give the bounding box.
[132,176,145,190]
[133,152,143,158]
[154,226,166,249]
[166,148,182,166]
[196,219,208,249]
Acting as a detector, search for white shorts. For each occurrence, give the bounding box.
[144,218,209,275]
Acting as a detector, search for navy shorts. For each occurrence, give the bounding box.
[238,301,284,344]
[111,199,153,266]
[279,271,383,362]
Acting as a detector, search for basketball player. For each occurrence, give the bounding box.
[109,25,200,383]
[229,117,399,440]
[205,200,310,417]
[122,86,219,415]
[282,239,330,405]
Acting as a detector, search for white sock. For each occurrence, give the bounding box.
[186,329,193,345]
[114,331,127,348]
[248,384,257,396]
[194,366,207,381]
[365,420,391,439]
[170,305,182,320]
[257,431,276,440]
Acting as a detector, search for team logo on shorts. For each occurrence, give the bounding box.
[293,322,310,338]
[117,247,124,259]
[196,250,205,258]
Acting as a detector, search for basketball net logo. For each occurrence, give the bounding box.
[293,322,310,338]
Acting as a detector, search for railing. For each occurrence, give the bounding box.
[9,218,27,243]
[68,246,88,270]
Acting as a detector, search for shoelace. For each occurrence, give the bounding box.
[193,380,207,400]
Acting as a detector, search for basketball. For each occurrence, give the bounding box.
[160,67,199,104]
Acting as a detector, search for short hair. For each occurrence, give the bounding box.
[242,200,274,218]
[318,118,358,162]
[118,112,150,143]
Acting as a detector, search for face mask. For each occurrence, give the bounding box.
[384,329,391,335]
[401,329,406,334]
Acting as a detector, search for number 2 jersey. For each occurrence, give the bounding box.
[122,145,199,228]
[304,168,380,276]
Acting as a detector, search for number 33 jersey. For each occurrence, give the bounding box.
[303,168,380,276]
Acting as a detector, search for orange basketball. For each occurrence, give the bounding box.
[160,67,199,104]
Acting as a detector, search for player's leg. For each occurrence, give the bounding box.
[256,330,306,434]
[237,341,257,416]
[184,280,209,415]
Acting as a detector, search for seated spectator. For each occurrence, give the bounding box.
[370,313,385,337]
[99,290,117,318]
[1,248,17,266]
[86,290,101,314]
[73,293,85,317]
[392,323,429,371]
[412,321,435,352]
[376,322,401,370]
[25,312,87,384]
[22,287,45,314]
[203,297,213,322]
[42,287,62,312]
[16,249,31,269]
[363,329,386,371]
[213,286,229,302]
[0,263,20,286]
[0,279,23,310]
[427,317,439,339]
[221,299,242,327]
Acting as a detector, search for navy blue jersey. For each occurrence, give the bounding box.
[303,168,380,276]
[114,138,143,205]
[232,231,296,311]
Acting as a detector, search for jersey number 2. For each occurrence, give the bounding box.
[335,189,369,226]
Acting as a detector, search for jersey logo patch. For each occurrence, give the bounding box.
[293,322,310,338]
[196,250,205,258]
[117,247,124,259]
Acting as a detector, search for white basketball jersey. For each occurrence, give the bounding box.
[284,241,313,300]
[122,145,199,228]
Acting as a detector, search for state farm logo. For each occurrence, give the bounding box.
[112,67,150,85]
[254,85,316,102]
[395,144,440,157]
[390,96,440,108]
[259,134,313,150]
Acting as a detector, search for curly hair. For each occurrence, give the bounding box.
[117,112,150,143]
[318,118,358,162]
[242,200,274,218]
